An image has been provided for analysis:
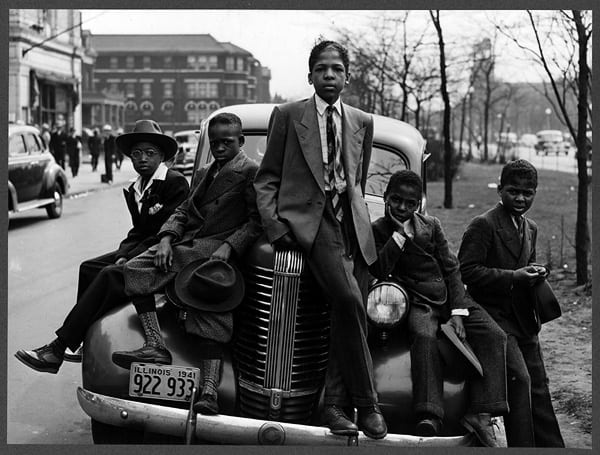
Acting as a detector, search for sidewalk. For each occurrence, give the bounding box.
[65,158,137,198]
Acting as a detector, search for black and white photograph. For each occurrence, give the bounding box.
[5,6,593,450]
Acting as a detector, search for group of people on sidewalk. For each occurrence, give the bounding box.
[16,40,564,448]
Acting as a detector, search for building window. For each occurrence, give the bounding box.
[236,57,245,71]
[208,82,219,98]
[142,83,152,98]
[208,56,218,69]
[186,83,196,98]
[125,101,138,111]
[164,56,172,68]
[225,57,234,71]
[126,56,135,69]
[163,82,173,98]
[143,56,151,69]
[125,83,135,98]
[225,83,235,98]
[237,83,245,99]
[197,82,207,98]
[109,82,119,93]
[140,101,154,116]
[208,101,220,111]
[110,57,118,69]
[161,101,174,114]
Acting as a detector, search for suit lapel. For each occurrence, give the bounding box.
[518,217,533,264]
[405,214,434,257]
[123,183,140,222]
[295,98,326,192]
[494,204,522,260]
[198,152,247,205]
[340,103,366,185]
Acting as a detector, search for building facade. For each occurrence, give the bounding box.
[88,34,272,133]
[8,9,85,131]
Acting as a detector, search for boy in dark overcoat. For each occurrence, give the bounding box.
[370,170,508,446]
[458,159,564,447]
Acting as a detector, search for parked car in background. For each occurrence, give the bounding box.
[8,123,69,219]
[171,130,200,175]
[519,133,538,148]
[78,104,478,446]
[534,129,570,156]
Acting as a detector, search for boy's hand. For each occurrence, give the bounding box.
[448,315,466,340]
[273,232,300,251]
[513,266,541,287]
[386,204,405,235]
[154,236,173,272]
[211,242,232,262]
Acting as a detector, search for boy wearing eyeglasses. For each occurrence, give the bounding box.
[369,170,508,446]
[16,119,189,373]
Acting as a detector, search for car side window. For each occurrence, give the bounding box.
[24,133,43,154]
[366,146,409,196]
[9,134,27,156]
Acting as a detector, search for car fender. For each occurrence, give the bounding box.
[7,180,18,211]
[41,161,68,198]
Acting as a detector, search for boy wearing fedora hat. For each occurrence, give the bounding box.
[112,113,262,415]
[370,170,508,446]
[15,119,189,375]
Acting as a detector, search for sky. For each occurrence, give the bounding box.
[80,9,555,101]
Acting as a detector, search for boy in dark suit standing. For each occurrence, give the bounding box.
[458,159,564,447]
[370,170,508,446]
[15,119,189,374]
[253,40,386,439]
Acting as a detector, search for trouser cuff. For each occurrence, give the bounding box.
[415,403,444,419]
[468,400,509,417]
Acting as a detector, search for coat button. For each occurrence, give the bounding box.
[435,277,442,282]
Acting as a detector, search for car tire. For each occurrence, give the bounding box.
[45,184,63,219]
[91,419,144,444]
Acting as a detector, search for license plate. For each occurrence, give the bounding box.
[128,363,200,402]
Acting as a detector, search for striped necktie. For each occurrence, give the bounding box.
[326,106,343,221]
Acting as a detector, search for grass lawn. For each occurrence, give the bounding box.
[424,161,592,448]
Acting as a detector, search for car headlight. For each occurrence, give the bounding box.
[367,281,409,328]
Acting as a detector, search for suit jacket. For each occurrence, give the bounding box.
[117,168,189,260]
[458,202,539,336]
[371,214,470,312]
[254,97,377,264]
[158,151,262,272]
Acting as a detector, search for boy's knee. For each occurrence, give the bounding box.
[509,368,531,389]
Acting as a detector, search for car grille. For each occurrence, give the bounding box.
[235,250,330,423]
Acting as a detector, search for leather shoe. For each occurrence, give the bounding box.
[63,345,83,363]
[193,393,219,415]
[112,344,172,369]
[15,343,64,374]
[460,413,499,447]
[415,416,442,437]
[322,405,358,436]
[357,404,387,439]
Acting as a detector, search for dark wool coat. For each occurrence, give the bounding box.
[370,213,471,314]
[458,202,540,336]
[117,168,190,260]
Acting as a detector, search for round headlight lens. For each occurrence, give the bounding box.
[367,282,409,327]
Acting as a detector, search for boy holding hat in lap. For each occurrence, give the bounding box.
[112,112,262,415]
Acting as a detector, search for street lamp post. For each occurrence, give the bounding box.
[545,108,552,129]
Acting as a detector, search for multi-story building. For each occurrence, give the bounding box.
[8,9,86,130]
[88,34,272,133]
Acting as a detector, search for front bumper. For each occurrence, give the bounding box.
[77,387,473,446]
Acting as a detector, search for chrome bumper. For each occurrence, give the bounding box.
[77,387,473,446]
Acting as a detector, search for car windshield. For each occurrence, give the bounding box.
[538,132,563,141]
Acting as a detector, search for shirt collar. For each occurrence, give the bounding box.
[315,94,342,117]
[134,162,168,195]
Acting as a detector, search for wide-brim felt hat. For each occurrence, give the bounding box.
[116,119,178,161]
[438,323,483,377]
[165,258,245,313]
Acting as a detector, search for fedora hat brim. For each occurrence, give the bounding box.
[165,258,245,313]
[116,131,178,161]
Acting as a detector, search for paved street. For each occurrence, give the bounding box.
[7,161,138,444]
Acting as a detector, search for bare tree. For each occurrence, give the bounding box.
[430,10,453,208]
[495,10,591,285]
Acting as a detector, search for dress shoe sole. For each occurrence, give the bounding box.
[361,428,388,440]
[460,417,497,447]
[14,351,60,374]
[415,421,440,437]
[329,428,359,436]
[63,348,83,363]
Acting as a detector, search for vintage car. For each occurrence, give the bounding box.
[8,123,68,219]
[77,104,478,446]
[171,129,200,175]
[534,129,570,156]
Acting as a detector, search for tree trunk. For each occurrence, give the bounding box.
[573,10,590,285]
[431,10,453,208]
[458,97,466,158]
